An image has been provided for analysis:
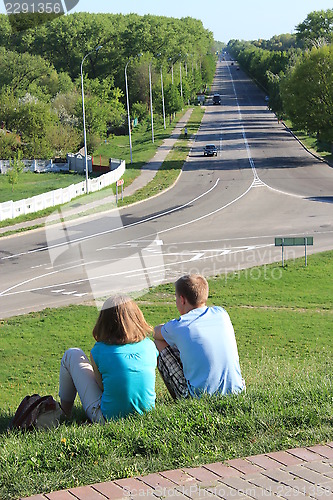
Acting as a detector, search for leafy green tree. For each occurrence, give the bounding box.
[252,34,299,51]
[52,91,79,127]
[76,76,125,142]
[0,88,17,131]
[131,102,149,123]
[200,54,216,87]
[296,9,333,48]
[164,83,183,117]
[266,71,284,119]
[45,123,81,157]
[0,47,58,99]
[11,100,56,158]
[7,150,24,191]
[281,45,333,142]
[0,131,19,159]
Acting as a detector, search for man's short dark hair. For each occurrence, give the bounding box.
[175,274,209,307]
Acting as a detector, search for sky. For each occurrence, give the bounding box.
[1,0,332,42]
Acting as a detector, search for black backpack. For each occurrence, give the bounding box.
[9,394,63,430]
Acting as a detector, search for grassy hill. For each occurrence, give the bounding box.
[0,251,332,499]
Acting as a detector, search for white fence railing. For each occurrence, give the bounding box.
[0,160,125,222]
[0,159,69,174]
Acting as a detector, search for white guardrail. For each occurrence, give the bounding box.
[0,160,125,222]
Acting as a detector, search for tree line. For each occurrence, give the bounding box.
[227,9,333,147]
[0,12,216,159]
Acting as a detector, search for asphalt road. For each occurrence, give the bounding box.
[0,60,332,319]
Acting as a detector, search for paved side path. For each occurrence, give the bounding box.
[22,443,333,499]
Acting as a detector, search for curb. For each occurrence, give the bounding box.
[21,443,333,499]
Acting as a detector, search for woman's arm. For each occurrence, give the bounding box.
[153,324,165,340]
[90,352,104,391]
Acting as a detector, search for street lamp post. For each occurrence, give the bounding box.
[81,45,103,194]
[125,60,133,163]
[124,53,142,164]
[149,61,154,143]
[161,66,166,130]
[179,61,183,98]
[157,54,166,131]
[168,58,174,84]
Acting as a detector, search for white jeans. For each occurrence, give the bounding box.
[59,348,105,423]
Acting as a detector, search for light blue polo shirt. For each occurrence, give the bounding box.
[161,306,243,397]
[91,337,157,420]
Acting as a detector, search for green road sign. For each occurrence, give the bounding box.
[275,237,313,267]
[275,237,313,247]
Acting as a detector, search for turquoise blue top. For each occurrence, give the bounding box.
[91,337,158,420]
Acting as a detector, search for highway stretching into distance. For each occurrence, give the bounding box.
[0,59,332,318]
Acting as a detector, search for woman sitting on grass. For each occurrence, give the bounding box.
[59,295,158,423]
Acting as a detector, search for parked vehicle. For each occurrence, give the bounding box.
[203,144,218,156]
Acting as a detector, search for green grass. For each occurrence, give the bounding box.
[0,171,84,204]
[283,120,333,165]
[0,251,332,499]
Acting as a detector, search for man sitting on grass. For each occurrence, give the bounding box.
[154,274,245,399]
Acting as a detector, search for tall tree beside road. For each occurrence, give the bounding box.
[296,9,333,48]
[281,45,333,144]
[163,83,184,118]
[228,8,333,141]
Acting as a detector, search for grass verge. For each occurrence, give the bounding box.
[283,120,333,165]
[0,251,332,499]
[0,171,84,204]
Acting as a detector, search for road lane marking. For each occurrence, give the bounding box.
[0,260,99,297]
[190,253,205,261]
[0,244,275,298]
[226,63,275,190]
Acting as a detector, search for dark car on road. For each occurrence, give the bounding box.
[213,93,221,105]
[203,144,218,156]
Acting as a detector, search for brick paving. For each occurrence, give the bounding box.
[21,443,333,499]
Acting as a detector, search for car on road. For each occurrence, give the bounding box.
[203,144,218,156]
[213,93,221,105]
